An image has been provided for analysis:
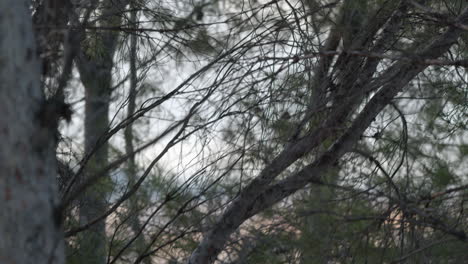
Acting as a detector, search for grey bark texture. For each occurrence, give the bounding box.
[0,0,64,263]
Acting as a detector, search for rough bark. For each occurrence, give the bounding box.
[0,0,64,263]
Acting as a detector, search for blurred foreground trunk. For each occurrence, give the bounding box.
[0,0,64,263]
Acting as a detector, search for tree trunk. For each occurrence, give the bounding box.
[76,60,111,264]
[0,0,64,263]
[124,3,151,261]
[75,1,127,263]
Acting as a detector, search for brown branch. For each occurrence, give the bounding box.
[187,6,468,263]
[262,50,468,67]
